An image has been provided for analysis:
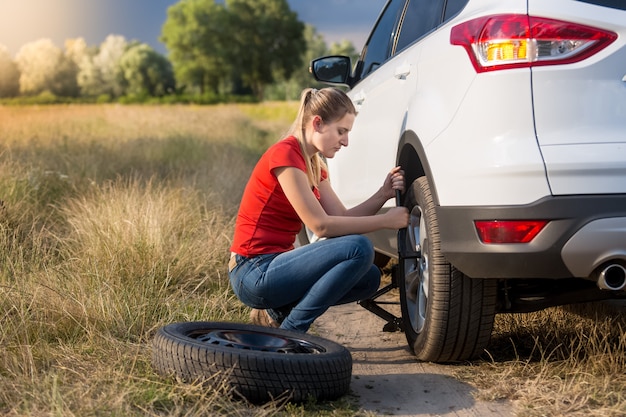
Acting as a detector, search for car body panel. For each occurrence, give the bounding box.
[312,0,626,284]
[529,0,626,195]
[329,49,417,209]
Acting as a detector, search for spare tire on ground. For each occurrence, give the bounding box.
[151,321,353,403]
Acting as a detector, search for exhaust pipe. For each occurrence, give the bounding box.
[596,263,626,291]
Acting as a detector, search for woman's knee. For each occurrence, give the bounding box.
[345,234,375,263]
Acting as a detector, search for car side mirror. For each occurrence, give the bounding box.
[310,56,352,86]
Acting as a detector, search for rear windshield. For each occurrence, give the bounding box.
[575,0,626,10]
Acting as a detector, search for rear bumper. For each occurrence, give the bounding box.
[437,194,626,279]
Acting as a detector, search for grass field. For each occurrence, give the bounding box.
[1,104,626,416]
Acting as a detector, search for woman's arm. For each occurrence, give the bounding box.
[275,166,408,238]
[318,166,404,217]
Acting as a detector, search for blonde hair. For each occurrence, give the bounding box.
[286,87,356,187]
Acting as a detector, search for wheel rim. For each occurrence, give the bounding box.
[403,205,429,334]
[188,328,327,354]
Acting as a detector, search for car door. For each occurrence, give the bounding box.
[327,0,410,209]
[328,0,445,211]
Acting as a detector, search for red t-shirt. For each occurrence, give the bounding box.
[230,136,327,256]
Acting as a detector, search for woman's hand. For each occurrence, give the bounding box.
[384,206,410,229]
[381,166,405,200]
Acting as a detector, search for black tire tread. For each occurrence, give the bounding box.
[151,321,352,403]
[402,177,497,362]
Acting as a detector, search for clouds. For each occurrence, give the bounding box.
[288,0,386,48]
[288,0,385,30]
[0,0,176,55]
[0,0,386,56]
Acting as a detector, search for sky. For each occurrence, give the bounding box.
[0,0,387,57]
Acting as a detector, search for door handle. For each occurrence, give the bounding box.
[353,92,366,105]
[394,63,411,80]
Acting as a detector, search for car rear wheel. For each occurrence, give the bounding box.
[398,177,498,362]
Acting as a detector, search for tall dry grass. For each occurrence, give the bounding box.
[2,103,626,416]
[454,303,626,416]
[1,103,353,416]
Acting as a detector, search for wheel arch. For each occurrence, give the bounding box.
[396,129,439,206]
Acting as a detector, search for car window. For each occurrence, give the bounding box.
[396,0,445,53]
[444,0,469,20]
[359,0,407,78]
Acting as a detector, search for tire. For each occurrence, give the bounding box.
[151,321,352,403]
[398,177,497,362]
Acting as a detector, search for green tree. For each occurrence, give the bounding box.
[75,35,128,98]
[76,49,103,97]
[161,0,231,95]
[265,27,361,101]
[225,0,305,99]
[161,0,305,99]
[329,39,359,65]
[0,44,19,97]
[15,38,78,97]
[119,44,175,97]
[73,38,103,98]
[265,24,328,100]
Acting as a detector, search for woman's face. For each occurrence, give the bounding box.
[309,112,355,159]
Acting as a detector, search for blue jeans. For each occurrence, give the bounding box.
[229,235,381,332]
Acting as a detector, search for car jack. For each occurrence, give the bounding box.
[358,264,405,332]
[360,193,424,333]
[359,219,422,333]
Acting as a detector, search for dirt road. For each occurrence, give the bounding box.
[314,303,513,417]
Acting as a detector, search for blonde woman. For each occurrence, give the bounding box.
[229,87,409,333]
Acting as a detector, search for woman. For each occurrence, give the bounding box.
[229,87,409,333]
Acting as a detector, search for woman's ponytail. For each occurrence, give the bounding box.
[286,88,356,187]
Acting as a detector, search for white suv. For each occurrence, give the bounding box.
[311,0,626,362]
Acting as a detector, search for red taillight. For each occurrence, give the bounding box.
[450,14,617,72]
[474,220,548,244]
